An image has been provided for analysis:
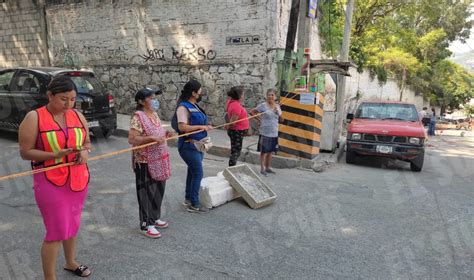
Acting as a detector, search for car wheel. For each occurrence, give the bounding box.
[410,150,424,172]
[346,148,357,164]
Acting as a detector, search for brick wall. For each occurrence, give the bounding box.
[0,0,49,67]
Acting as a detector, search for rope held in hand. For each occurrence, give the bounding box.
[0,93,299,182]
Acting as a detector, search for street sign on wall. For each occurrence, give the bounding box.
[308,0,318,19]
[226,35,261,45]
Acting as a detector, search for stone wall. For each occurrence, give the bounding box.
[0,0,49,67]
[1,0,427,126]
[92,63,268,123]
[46,0,272,66]
[42,0,286,124]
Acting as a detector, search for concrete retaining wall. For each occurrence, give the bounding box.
[0,0,49,67]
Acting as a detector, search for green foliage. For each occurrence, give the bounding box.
[463,104,474,116]
[431,61,474,108]
[417,29,451,64]
[318,0,344,58]
[318,0,474,109]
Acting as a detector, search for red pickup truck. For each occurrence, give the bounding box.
[346,101,426,171]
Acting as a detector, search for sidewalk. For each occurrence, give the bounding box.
[115,113,344,171]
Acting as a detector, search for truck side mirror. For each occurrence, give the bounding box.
[346,113,354,120]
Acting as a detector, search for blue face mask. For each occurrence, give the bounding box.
[151,99,160,111]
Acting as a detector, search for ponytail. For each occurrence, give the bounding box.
[178,79,201,103]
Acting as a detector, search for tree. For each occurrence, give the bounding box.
[375,48,420,101]
[463,104,474,117]
[318,0,474,109]
[431,61,474,110]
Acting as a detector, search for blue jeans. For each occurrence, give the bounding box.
[428,121,436,136]
[178,145,204,207]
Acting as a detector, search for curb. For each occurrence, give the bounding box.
[113,128,344,171]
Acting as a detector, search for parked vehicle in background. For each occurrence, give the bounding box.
[346,101,426,171]
[455,118,472,131]
[435,119,457,130]
[0,67,117,138]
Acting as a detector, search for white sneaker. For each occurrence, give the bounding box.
[143,226,161,238]
[154,219,169,229]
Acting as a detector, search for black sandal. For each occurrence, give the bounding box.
[64,264,91,277]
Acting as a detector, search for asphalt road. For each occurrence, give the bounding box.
[0,132,473,279]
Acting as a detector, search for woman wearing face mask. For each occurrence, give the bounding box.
[176,80,212,213]
[18,76,92,279]
[128,87,172,238]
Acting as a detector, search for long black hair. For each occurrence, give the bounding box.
[47,76,76,95]
[178,80,201,103]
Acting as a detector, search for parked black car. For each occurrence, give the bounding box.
[0,67,116,137]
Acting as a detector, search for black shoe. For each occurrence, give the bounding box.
[266,168,276,174]
[186,205,209,213]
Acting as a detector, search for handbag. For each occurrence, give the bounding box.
[193,136,213,152]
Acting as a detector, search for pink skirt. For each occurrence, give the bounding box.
[34,173,88,242]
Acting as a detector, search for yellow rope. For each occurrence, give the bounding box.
[0,93,298,182]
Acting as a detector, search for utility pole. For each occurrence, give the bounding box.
[334,0,355,144]
[280,0,300,92]
[296,0,312,76]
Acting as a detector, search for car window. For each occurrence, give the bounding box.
[0,70,15,91]
[11,71,41,93]
[68,75,104,95]
[356,103,418,121]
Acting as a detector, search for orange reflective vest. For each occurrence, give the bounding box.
[33,106,90,191]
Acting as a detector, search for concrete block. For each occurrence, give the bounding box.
[200,172,240,209]
[320,111,337,152]
[223,164,277,209]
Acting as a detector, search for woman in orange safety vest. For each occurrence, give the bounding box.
[19,76,92,279]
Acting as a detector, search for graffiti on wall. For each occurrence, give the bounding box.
[52,44,128,66]
[138,44,216,63]
[52,43,216,65]
[52,46,82,67]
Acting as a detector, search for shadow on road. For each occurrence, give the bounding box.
[345,153,412,171]
[0,131,18,142]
